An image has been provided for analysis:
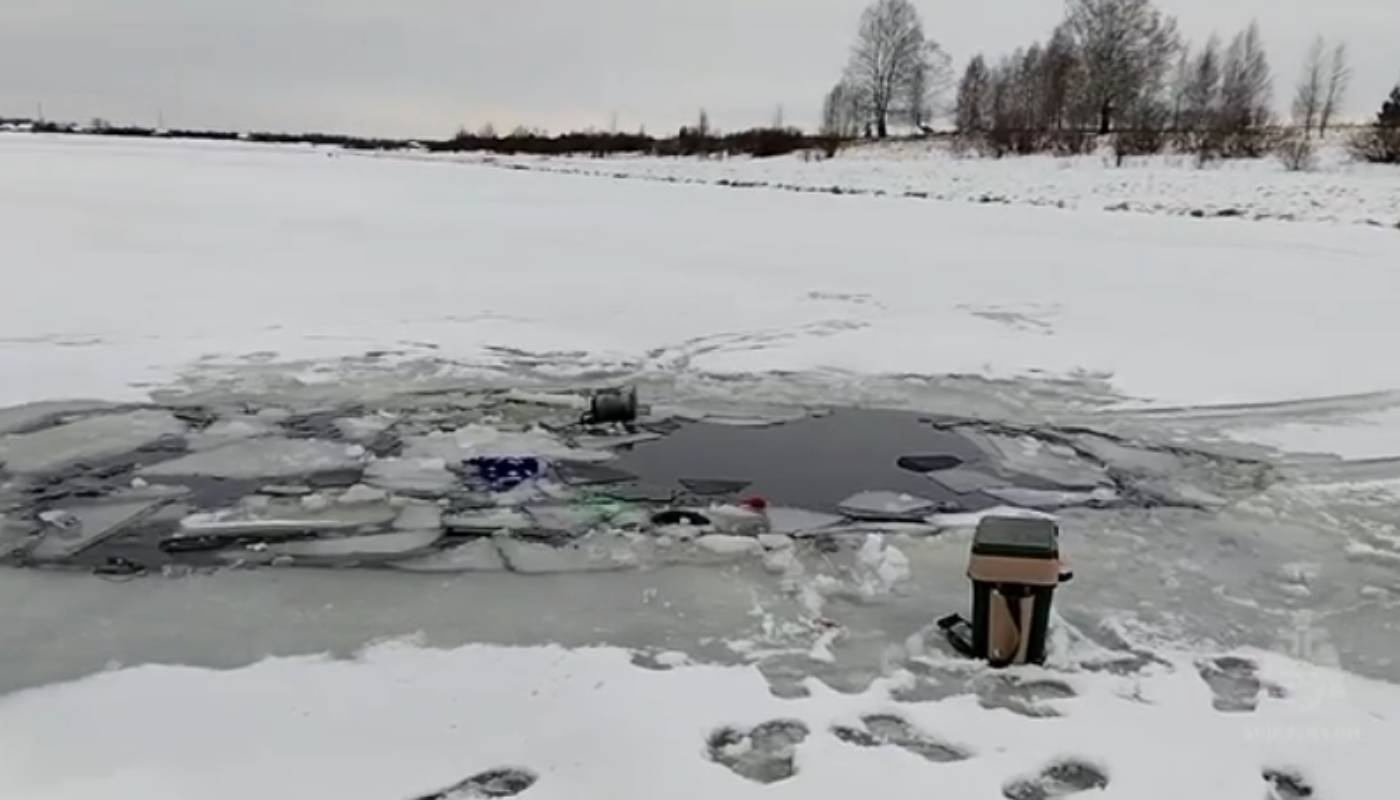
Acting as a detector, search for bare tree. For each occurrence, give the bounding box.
[1182,35,1222,130]
[1219,21,1273,133]
[1292,36,1325,136]
[1320,42,1351,136]
[1067,0,1181,134]
[822,81,867,137]
[844,0,942,138]
[1169,48,1191,131]
[955,55,990,133]
[1040,23,1084,131]
[1176,35,1224,162]
[908,45,953,131]
[697,109,711,138]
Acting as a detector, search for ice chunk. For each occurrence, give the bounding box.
[838,491,938,522]
[554,461,636,486]
[856,534,911,595]
[497,534,642,573]
[402,424,611,463]
[28,500,165,559]
[503,389,588,409]
[364,457,457,496]
[758,533,795,550]
[678,478,751,496]
[707,504,769,535]
[694,534,764,557]
[1074,434,1183,474]
[896,454,964,473]
[337,484,388,505]
[964,431,1109,489]
[334,415,396,442]
[186,416,279,451]
[811,520,944,537]
[526,504,612,533]
[984,486,1119,509]
[572,432,664,450]
[264,529,442,558]
[0,400,121,436]
[392,503,442,531]
[442,508,532,533]
[0,515,36,558]
[177,502,397,537]
[1345,542,1400,568]
[926,467,1009,494]
[388,538,507,572]
[925,506,1056,532]
[260,484,314,497]
[139,438,362,480]
[765,506,843,535]
[0,410,185,474]
[703,413,807,428]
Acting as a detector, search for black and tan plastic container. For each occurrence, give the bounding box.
[968,516,1070,666]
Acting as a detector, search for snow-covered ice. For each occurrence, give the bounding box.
[3,135,1400,413]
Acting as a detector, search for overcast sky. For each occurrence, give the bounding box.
[2,0,1397,138]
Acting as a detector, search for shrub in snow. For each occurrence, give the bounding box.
[1274,132,1316,172]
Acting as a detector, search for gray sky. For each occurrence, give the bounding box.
[2,0,1397,138]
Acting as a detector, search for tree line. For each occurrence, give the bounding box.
[4,116,832,160]
[822,0,1400,165]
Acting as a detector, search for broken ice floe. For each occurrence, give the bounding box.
[0,410,185,474]
[28,499,167,560]
[176,501,398,538]
[363,457,457,496]
[837,491,941,522]
[139,438,364,480]
[0,387,1269,578]
[0,400,123,437]
[260,529,442,558]
[389,538,508,573]
[401,425,612,463]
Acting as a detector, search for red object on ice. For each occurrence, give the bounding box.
[742,496,769,511]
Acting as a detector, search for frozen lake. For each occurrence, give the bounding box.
[2,135,1398,800]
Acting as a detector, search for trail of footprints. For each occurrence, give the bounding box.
[703,655,1315,799]
[396,655,1317,799]
[708,713,1106,798]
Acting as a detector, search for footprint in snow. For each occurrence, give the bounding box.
[831,713,969,762]
[409,767,537,799]
[1197,655,1284,713]
[975,675,1077,718]
[1002,760,1109,800]
[1264,768,1315,800]
[707,719,809,784]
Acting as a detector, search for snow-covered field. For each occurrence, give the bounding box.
[3,134,1400,800]
[425,136,1400,228]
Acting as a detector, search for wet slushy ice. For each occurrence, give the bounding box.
[1,386,1398,700]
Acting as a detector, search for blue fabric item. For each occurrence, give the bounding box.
[469,457,543,491]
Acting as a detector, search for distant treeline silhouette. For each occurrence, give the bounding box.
[2,117,834,159]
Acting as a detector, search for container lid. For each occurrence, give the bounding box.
[972,516,1059,559]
